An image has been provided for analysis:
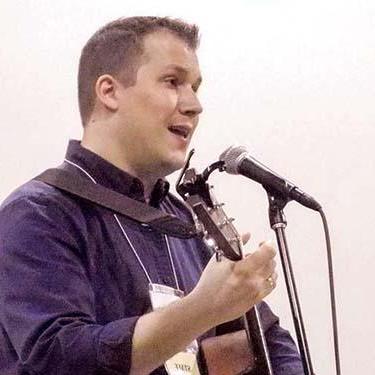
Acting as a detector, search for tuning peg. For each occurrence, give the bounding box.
[215,249,224,262]
[218,219,227,229]
[214,202,225,209]
[219,217,236,228]
[204,237,217,250]
[194,222,205,234]
[229,238,241,246]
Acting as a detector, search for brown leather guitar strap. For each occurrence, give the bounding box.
[34,168,198,239]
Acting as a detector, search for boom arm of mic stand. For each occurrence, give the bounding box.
[266,188,315,375]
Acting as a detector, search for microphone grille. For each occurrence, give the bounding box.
[219,145,249,174]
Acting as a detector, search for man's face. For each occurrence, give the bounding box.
[112,30,202,178]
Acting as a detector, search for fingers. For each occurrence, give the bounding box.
[239,240,277,299]
[264,271,278,290]
[261,258,277,278]
[196,239,279,324]
[241,232,251,245]
[259,240,276,254]
[246,240,276,267]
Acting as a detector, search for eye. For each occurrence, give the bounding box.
[192,84,200,93]
[164,76,179,87]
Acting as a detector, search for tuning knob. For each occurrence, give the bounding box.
[213,202,225,209]
[204,236,217,250]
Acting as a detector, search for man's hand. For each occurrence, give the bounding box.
[130,240,277,375]
[191,240,277,326]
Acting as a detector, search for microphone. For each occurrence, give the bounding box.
[219,145,321,211]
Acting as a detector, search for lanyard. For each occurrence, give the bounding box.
[64,158,181,290]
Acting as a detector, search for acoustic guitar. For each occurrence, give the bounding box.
[178,166,273,375]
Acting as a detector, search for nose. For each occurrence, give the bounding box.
[178,88,203,117]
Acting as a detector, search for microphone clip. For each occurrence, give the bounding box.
[265,187,289,228]
[176,149,224,206]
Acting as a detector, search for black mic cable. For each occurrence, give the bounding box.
[319,208,341,375]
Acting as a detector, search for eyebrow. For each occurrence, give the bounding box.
[165,64,202,88]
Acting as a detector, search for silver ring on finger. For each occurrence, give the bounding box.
[266,275,275,288]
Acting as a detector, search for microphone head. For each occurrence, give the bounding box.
[219,145,249,174]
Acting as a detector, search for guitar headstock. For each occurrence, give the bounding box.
[189,191,243,261]
[178,167,243,261]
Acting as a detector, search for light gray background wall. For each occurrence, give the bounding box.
[1,1,374,374]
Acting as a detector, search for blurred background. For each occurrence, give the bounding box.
[1,1,374,373]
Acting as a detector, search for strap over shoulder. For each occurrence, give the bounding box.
[34,168,199,239]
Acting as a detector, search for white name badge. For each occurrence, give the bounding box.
[149,283,201,375]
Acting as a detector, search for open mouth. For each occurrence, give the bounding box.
[168,125,190,139]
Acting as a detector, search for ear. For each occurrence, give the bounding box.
[94,74,121,111]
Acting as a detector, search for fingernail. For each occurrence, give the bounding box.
[264,240,277,249]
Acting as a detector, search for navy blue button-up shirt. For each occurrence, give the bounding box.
[0,140,303,374]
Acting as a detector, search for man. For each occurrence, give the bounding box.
[0,17,303,374]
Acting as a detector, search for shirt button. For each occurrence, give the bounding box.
[162,277,172,285]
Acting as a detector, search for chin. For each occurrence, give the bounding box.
[160,155,186,177]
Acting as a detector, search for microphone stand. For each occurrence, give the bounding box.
[266,188,315,375]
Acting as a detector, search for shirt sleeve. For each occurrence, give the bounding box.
[0,190,139,375]
[259,302,305,375]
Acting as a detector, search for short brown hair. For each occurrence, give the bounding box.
[78,16,200,125]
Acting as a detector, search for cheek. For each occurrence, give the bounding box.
[146,89,178,120]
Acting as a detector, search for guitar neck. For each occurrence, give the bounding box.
[177,168,273,375]
[244,306,273,375]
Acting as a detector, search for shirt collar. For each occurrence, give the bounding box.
[64,140,170,207]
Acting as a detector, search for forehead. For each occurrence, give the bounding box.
[139,30,201,78]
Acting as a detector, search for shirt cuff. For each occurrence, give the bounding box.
[97,316,140,374]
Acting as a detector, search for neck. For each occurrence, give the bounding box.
[81,134,159,202]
